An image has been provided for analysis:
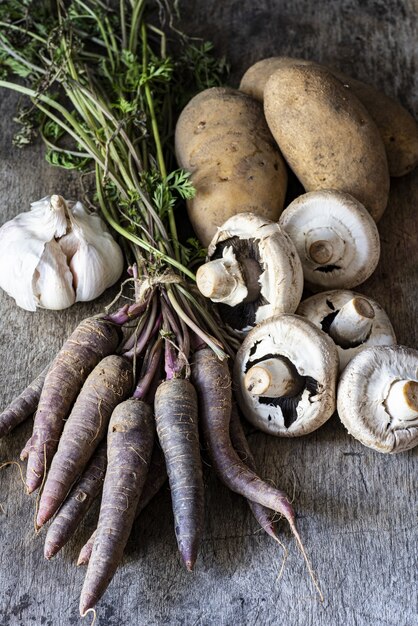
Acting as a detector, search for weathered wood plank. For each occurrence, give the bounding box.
[0,1,417,625]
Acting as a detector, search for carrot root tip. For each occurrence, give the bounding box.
[80,606,97,625]
[36,513,47,528]
[44,544,56,560]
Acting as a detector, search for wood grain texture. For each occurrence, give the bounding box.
[0,1,417,625]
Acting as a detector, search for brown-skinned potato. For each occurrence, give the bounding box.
[240,56,418,178]
[175,87,288,246]
[263,65,390,221]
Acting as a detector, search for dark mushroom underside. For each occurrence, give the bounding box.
[211,236,267,330]
[244,347,319,428]
[314,264,342,273]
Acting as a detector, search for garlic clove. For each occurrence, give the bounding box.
[58,229,79,262]
[66,201,124,301]
[70,240,121,301]
[33,240,76,310]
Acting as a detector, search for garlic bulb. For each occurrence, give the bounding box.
[0,195,124,311]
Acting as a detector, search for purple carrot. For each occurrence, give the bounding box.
[0,365,49,438]
[192,349,296,532]
[79,398,154,615]
[44,441,108,559]
[155,378,204,572]
[192,348,322,596]
[36,354,133,528]
[229,404,279,541]
[26,317,121,494]
[77,443,167,566]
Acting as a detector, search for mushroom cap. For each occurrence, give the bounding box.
[297,290,396,370]
[337,346,418,453]
[279,190,380,291]
[233,314,339,436]
[207,212,304,331]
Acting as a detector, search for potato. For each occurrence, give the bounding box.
[240,57,306,101]
[263,65,390,221]
[175,87,287,246]
[240,56,418,177]
[337,75,418,177]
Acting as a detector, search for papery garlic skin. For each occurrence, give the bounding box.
[0,195,124,311]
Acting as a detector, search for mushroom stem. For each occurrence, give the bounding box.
[196,246,260,306]
[306,228,345,265]
[308,240,334,265]
[244,358,302,398]
[328,297,375,346]
[196,244,247,307]
[385,379,418,429]
[196,258,242,300]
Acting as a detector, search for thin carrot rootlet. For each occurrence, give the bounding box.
[0,0,321,618]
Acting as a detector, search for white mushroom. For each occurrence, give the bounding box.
[297,290,396,370]
[233,314,339,436]
[279,190,380,291]
[337,346,418,453]
[196,212,304,332]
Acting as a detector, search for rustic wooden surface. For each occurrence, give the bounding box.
[0,1,417,625]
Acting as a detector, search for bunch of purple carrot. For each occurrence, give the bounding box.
[0,291,304,615]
